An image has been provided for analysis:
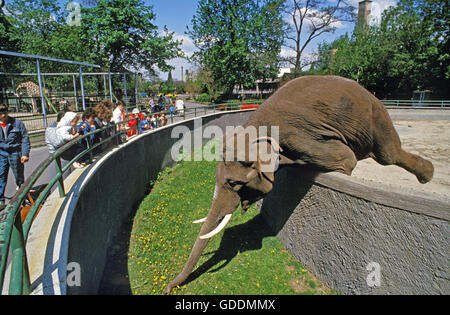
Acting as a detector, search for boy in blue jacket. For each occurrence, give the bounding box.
[76,107,97,163]
[0,104,30,205]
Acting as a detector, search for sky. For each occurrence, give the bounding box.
[145,0,199,81]
[145,0,398,81]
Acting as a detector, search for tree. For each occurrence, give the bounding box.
[2,0,185,96]
[378,0,449,97]
[81,0,183,76]
[0,0,20,103]
[188,0,285,97]
[6,0,73,61]
[0,0,18,52]
[281,0,355,73]
[1,0,83,93]
[160,71,175,94]
[166,71,174,86]
[316,0,449,99]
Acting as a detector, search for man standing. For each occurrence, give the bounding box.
[0,104,30,205]
[112,101,125,125]
[175,98,185,117]
[111,101,127,142]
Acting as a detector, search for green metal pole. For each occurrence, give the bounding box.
[54,157,65,198]
[9,214,30,295]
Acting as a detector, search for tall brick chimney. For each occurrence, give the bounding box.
[357,0,372,29]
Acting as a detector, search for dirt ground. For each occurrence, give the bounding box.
[346,118,450,200]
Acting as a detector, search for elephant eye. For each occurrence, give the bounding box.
[227,180,243,191]
[228,180,238,187]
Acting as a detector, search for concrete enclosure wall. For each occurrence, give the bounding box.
[66,111,253,294]
[259,167,449,294]
[37,109,448,295]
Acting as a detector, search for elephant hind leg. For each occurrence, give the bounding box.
[371,130,434,184]
[372,148,434,184]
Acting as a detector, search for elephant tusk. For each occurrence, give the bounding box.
[199,214,232,239]
[192,217,207,224]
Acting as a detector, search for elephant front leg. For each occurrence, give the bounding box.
[287,137,357,176]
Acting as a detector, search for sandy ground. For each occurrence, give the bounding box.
[345,118,450,200]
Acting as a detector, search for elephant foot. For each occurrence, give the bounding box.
[415,158,434,184]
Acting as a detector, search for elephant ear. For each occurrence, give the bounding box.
[240,156,275,214]
[245,157,275,183]
[250,136,283,174]
[244,137,280,193]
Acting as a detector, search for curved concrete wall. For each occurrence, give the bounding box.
[31,110,253,294]
[259,168,450,294]
[26,109,449,295]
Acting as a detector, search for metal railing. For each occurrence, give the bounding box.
[381,99,450,107]
[3,98,449,136]
[0,102,262,295]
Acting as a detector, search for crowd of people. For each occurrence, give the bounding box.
[45,98,184,170]
[148,95,185,116]
[0,96,186,207]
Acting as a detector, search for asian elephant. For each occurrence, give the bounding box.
[164,75,434,294]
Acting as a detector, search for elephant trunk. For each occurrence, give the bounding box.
[164,209,226,294]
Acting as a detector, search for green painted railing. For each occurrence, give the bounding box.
[0,102,262,295]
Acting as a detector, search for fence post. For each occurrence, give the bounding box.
[54,157,65,198]
[86,138,93,163]
[79,66,86,111]
[123,73,127,107]
[135,73,139,106]
[36,59,48,128]
[72,75,78,112]
[9,214,30,295]
[103,74,107,99]
[108,69,113,103]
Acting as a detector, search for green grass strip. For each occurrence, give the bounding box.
[128,158,336,295]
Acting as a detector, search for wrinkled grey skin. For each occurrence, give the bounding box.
[164,76,434,294]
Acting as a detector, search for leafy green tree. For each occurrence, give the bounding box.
[378,0,449,97]
[188,0,285,97]
[81,0,183,76]
[159,71,175,94]
[3,0,184,96]
[316,0,449,99]
[0,0,18,52]
[1,0,80,92]
[0,0,20,103]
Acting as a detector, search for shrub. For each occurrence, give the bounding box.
[196,93,210,103]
